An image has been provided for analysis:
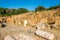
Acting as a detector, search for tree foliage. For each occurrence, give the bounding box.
[35,6,46,12]
[48,5,60,10]
[17,8,28,14]
[0,8,28,16]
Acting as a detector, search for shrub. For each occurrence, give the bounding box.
[35,6,46,12]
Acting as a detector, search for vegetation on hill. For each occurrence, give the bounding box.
[48,5,60,10]
[35,5,60,12]
[35,6,46,12]
[0,5,60,16]
[0,8,28,16]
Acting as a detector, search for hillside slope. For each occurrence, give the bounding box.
[0,8,60,27]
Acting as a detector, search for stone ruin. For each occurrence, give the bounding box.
[36,22,47,30]
[23,20,28,26]
[36,22,55,40]
[36,29,54,40]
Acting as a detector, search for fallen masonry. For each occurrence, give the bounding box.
[4,35,15,40]
[36,29,54,40]
[4,33,37,40]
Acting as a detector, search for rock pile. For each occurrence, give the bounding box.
[4,32,37,40]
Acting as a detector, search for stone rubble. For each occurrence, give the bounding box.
[36,29,54,40]
[4,35,15,40]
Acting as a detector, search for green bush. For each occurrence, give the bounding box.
[0,8,28,16]
[35,6,46,12]
[17,8,28,14]
[48,5,60,10]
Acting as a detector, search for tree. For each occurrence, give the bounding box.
[0,8,28,16]
[35,6,46,12]
[6,9,16,15]
[17,8,28,14]
[0,8,8,16]
[48,5,60,10]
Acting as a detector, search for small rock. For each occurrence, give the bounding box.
[13,33,36,40]
[36,23,47,30]
[23,20,28,26]
[4,35,15,40]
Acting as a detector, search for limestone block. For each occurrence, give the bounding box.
[13,33,36,40]
[36,23,47,30]
[36,29,54,40]
[4,35,14,40]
